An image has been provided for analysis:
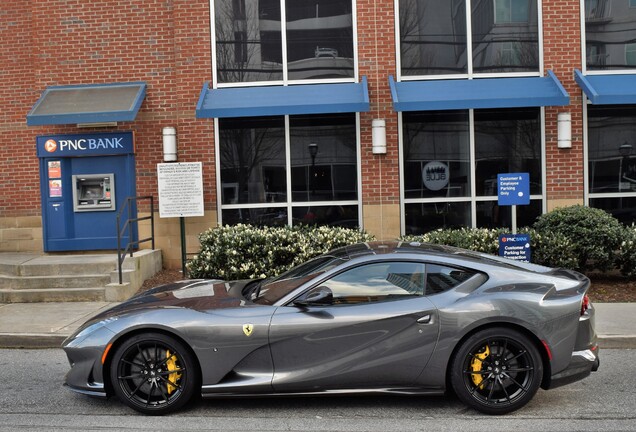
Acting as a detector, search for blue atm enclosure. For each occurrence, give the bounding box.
[36,132,137,251]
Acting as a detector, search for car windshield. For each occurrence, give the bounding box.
[252,254,349,305]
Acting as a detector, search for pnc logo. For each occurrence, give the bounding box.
[44,139,57,153]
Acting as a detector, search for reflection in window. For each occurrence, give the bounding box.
[588,105,636,197]
[290,114,357,202]
[403,108,543,235]
[404,202,472,234]
[399,0,468,75]
[585,0,636,71]
[472,0,538,73]
[215,0,354,83]
[292,205,359,228]
[474,108,541,196]
[219,114,360,228]
[399,0,538,76]
[627,43,636,66]
[219,116,286,204]
[494,0,529,23]
[286,0,354,80]
[215,0,283,83]
[403,111,470,199]
[590,197,636,225]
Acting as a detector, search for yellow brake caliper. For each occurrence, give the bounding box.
[165,350,182,395]
[471,345,490,389]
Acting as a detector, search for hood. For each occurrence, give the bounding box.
[96,279,256,319]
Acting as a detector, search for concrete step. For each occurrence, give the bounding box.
[0,249,162,302]
[0,287,106,303]
[1,254,118,277]
[0,274,111,290]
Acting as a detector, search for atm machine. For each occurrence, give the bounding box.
[37,132,137,251]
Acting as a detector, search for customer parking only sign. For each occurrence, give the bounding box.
[499,234,531,262]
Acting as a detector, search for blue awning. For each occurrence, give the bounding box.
[575,69,636,104]
[27,82,146,126]
[196,77,370,118]
[389,70,569,112]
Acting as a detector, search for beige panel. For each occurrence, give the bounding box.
[363,204,400,240]
[546,199,584,212]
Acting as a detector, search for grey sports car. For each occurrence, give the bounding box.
[62,241,599,415]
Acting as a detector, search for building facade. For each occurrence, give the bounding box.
[1,0,635,268]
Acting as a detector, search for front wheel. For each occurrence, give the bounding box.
[450,327,544,415]
[110,332,199,415]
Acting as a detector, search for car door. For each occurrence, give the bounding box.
[268,261,440,392]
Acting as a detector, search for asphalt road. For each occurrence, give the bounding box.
[0,349,634,432]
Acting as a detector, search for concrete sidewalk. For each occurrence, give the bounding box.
[0,301,634,349]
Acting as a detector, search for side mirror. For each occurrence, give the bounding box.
[294,286,333,307]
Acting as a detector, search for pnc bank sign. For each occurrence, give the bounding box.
[36,132,134,157]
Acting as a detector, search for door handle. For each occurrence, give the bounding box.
[417,314,432,324]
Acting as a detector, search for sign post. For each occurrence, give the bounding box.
[157,162,204,274]
[497,173,531,262]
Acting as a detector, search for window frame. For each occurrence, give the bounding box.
[210,0,360,88]
[394,0,544,80]
[398,107,547,235]
[214,113,363,228]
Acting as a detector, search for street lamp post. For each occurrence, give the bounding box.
[308,142,318,198]
[620,143,633,191]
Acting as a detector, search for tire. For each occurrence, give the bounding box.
[450,327,543,415]
[110,332,199,415]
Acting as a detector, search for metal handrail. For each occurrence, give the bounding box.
[116,196,155,285]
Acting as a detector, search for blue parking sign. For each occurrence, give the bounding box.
[499,234,531,262]
[498,173,530,206]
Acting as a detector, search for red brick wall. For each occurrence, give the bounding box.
[0,0,214,218]
[357,0,400,206]
[543,0,584,201]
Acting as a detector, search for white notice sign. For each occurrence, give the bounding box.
[157,162,204,218]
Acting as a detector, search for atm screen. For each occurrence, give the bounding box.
[79,185,104,200]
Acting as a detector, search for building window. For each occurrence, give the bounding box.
[627,43,636,66]
[398,0,539,77]
[587,105,636,224]
[494,0,529,23]
[402,108,542,235]
[584,0,636,71]
[214,0,355,84]
[218,114,360,228]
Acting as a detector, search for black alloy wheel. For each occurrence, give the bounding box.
[450,327,543,415]
[110,332,199,415]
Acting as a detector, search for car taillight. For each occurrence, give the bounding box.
[581,294,590,316]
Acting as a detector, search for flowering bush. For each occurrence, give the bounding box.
[618,224,636,278]
[186,224,375,280]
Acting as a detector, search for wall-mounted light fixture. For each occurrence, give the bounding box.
[162,126,178,161]
[372,119,387,154]
[557,112,572,149]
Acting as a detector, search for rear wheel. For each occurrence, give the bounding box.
[450,327,543,415]
[110,332,199,415]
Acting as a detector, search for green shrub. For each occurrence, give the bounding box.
[532,205,624,272]
[402,227,505,255]
[186,224,375,280]
[402,227,578,269]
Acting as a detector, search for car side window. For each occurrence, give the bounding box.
[321,262,426,305]
[425,264,474,295]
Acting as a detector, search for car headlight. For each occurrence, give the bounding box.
[72,317,118,341]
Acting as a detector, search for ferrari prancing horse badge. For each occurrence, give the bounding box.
[243,323,254,337]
